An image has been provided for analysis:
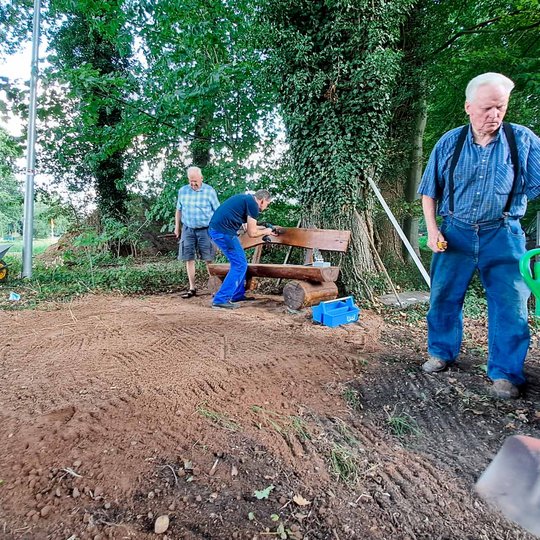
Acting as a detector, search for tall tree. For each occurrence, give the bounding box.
[131,0,282,226]
[40,0,134,222]
[258,0,414,299]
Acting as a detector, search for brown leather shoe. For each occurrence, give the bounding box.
[491,379,519,399]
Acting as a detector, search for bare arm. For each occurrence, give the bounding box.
[422,195,445,253]
[174,209,182,238]
[245,216,275,238]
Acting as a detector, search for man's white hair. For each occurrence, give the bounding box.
[465,73,515,102]
[187,166,202,176]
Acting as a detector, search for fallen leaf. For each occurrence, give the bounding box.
[293,494,311,506]
[254,484,274,500]
[248,512,255,521]
[154,515,169,534]
[271,514,280,521]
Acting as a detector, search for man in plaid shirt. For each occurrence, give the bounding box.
[174,166,220,298]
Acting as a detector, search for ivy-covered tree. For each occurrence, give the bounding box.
[258,0,414,299]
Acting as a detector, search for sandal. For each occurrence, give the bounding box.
[181,289,197,299]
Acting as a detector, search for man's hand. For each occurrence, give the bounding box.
[427,230,447,253]
[174,225,181,239]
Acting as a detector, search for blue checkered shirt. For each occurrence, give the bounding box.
[418,123,540,223]
[176,183,220,228]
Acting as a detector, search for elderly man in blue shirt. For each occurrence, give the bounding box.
[174,166,220,298]
[418,72,540,399]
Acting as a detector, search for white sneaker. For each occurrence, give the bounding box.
[422,357,447,373]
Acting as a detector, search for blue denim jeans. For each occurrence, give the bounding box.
[208,229,247,304]
[428,216,530,385]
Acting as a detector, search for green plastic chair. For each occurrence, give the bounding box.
[519,248,540,317]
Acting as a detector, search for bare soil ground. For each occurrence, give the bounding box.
[1,291,540,540]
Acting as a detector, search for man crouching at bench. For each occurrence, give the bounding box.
[209,190,277,310]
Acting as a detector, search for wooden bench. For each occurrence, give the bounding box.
[207,227,351,310]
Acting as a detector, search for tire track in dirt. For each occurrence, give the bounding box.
[2,295,539,539]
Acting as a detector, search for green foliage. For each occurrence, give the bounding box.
[0,0,33,58]
[417,0,540,151]
[0,256,187,310]
[0,127,23,238]
[254,484,274,500]
[39,0,135,221]
[463,278,488,320]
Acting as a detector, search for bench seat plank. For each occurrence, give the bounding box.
[208,263,340,282]
[239,228,350,251]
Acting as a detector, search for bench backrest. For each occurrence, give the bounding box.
[239,227,351,252]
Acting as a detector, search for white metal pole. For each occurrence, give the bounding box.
[21,0,42,278]
[367,176,431,288]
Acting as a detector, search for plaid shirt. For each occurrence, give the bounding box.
[418,123,540,223]
[177,183,220,228]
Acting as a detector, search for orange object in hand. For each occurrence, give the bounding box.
[437,240,448,251]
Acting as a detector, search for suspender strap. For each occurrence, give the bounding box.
[502,122,520,214]
[448,122,520,215]
[448,125,469,214]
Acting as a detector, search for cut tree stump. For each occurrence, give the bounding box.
[283,280,338,310]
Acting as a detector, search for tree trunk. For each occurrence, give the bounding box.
[333,203,381,304]
[95,108,128,221]
[191,108,214,168]
[402,99,427,258]
[375,184,405,264]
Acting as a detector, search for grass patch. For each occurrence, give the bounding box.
[342,386,363,411]
[329,444,360,484]
[333,417,359,446]
[385,407,421,439]
[196,402,240,432]
[0,256,189,310]
[251,405,310,442]
[1,238,57,256]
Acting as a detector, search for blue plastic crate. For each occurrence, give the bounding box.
[312,296,360,328]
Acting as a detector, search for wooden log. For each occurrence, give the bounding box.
[245,245,263,291]
[207,263,340,283]
[283,280,338,310]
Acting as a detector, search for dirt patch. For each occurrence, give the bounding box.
[1,292,539,539]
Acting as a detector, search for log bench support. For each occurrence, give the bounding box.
[207,227,351,310]
[283,281,339,311]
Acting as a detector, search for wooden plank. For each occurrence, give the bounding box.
[239,227,351,252]
[208,263,340,282]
